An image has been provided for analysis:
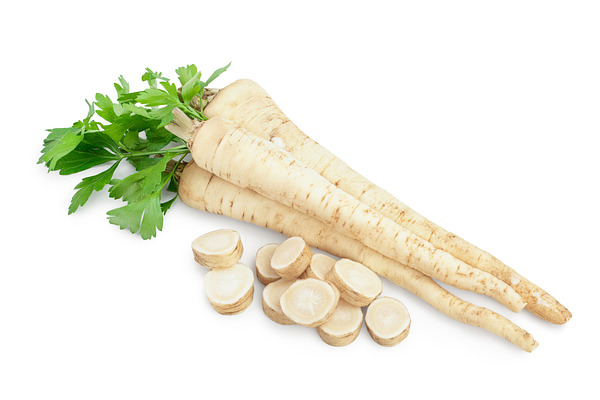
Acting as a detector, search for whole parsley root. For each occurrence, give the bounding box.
[201,79,571,325]
[166,113,525,313]
[178,162,539,352]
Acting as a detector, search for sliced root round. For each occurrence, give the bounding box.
[192,229,243,268]
[270,236,312,279]
[255,243,281,285]
[316,299,363,347]
[303,253,336,280]
[204,263,254,315]
[365,297,410,346]
[326,259,383,307]
[262,279,297,325]
[280,278,339,327]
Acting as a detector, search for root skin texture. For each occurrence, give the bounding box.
[317,299,363,347]
[192,229,243,269]
[204,263,254,315]
[179,163,539,352]
[184,116,525,313]
[365,297,411,346]
[255,243,281,285]
[203,79,570,324]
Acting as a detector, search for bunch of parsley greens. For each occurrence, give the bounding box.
[39,63,230,239]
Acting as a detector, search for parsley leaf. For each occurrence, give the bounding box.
[69,162,120,214]
[42,62,231,239]
[205,62,231,86]
[107,193,164,240]
[108,153,177,203]
[40,127,85,170]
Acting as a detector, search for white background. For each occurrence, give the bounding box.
[1,1,598,399]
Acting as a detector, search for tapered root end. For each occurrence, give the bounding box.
[165,108,203,142]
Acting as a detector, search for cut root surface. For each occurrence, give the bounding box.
[327,259,382,307]
[205,263,254,315]
[317,299,363,347]
[262,279,297,325]
[280,278,339,327]
[270,236,311,279]
[303,253,336,280]
[192,229,243,268]
[255,243,281,285]
[365,297,410,346]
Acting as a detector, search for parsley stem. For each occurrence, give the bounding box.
[122,147,189,158]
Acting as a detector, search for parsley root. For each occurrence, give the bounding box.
[365,297,411,347]
[325,259,383,307]
[178,162,539,351]
[270,236,312,279]
[167,113,525,313]
[316,299,363,347]
[262,279,296,325]
[204,263,254,315]
[202,79,570,325]
[255,244,281,285]
[192,229,243,268]
[279,278,339,327]
[302,254,336,280]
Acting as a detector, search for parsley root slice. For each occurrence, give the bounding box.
[303,254,336,280]
[255,243,281,285]
[270,237,311,279]
[262,279,297,325]
[316,299,363,347]
[166,113,525,313]
[192,229,243,268]
[326,259,383,307]
[365,297,411,347]
[204,263,254,315]
[280,278,339,327]
[178,163,538,351]
[202,79,570,325]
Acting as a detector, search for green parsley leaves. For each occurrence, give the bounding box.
[40,63,231,239]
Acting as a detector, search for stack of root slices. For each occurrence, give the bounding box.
[257,236,410,347]
[194,230,410,347]
[193,229,254,315]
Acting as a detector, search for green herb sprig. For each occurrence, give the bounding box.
[39,63,231,239]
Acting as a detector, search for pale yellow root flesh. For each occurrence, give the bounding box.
[326,259,383,307]
[303,253,336,280]
[203,79,570,325]
[316,299,363,347]
[192,229,243,268]
[255,243,281,285]
[262,279,297,325]
[179,163,539,352]
[270,236,312,279]
[204,263,254,315]
[365,297,411,346]
[279,278,339,327]
[181,116,525,313]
